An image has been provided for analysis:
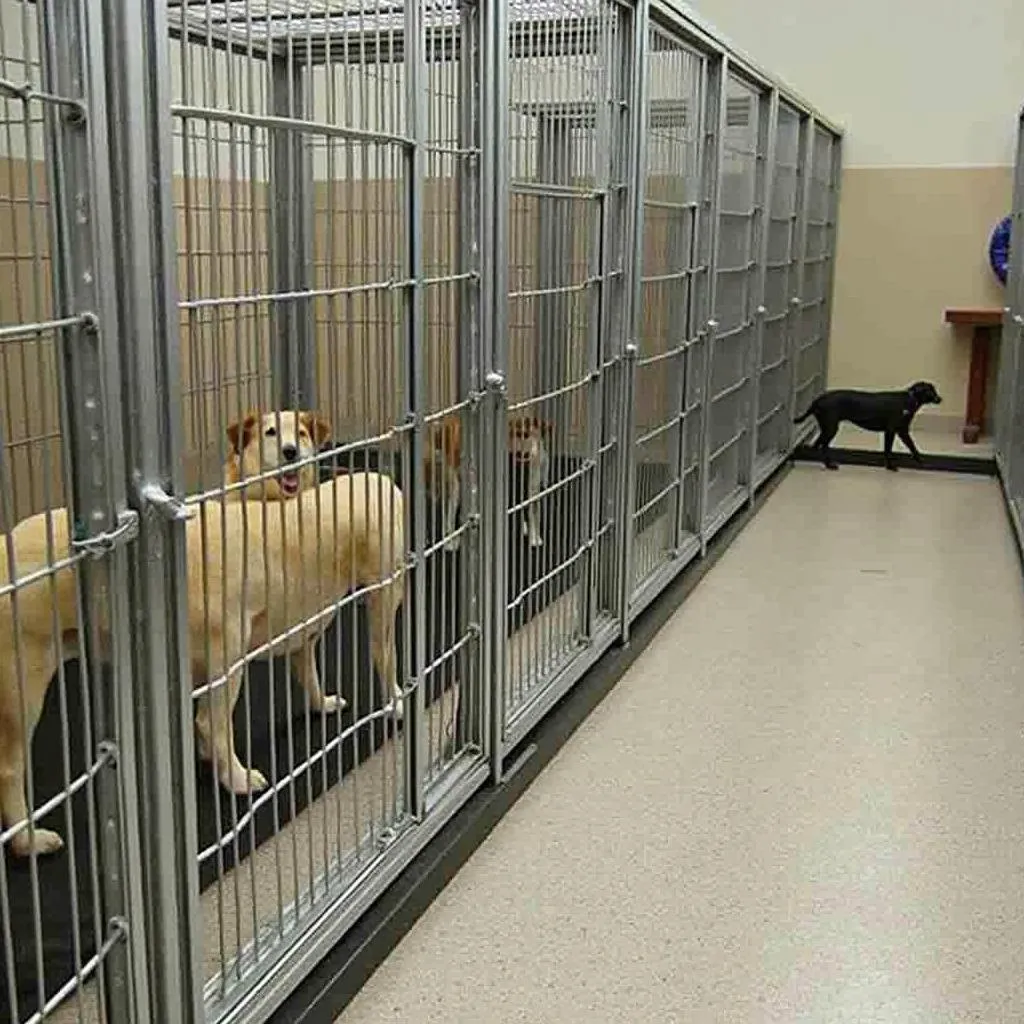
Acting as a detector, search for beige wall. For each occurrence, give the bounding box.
[687,0,1024,424]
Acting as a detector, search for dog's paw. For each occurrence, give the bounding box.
[386,694,405,722]
[222,765,268,795]
[825,463,839,471]
[443,534,462,554]
[885,463,899,473]
[528,532,544,548]
[11,827,64,858]
[316,694,346,714]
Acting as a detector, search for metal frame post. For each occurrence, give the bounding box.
[456,0,484,757]
[101,0,204,1018]
[746,87,777,502]
[40,0,150,1017]
[269,56,315,409]
[787,114,815,440]
[696,53,727,552]
[617,0,649,643]
[404,0,428,820]
[481,0,509,781]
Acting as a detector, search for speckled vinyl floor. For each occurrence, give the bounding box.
[337,465,1024,1024]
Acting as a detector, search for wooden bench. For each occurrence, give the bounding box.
[943,307,1002,444]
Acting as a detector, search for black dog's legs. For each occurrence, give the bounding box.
[897,426,923,464]
[814,419,840,470]
[883,429,898,471]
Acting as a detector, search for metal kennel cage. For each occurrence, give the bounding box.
[0,1,842,1021]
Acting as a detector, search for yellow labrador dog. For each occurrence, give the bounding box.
[223,409,344,716]
[0,472,404,858]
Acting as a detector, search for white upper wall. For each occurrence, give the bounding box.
[686,0,1024,167]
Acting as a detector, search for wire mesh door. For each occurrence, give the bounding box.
[1005,114,1024,516]
[164,1,486,1018]
[997,111,1024,508]
[791,123,839,436]
[753,99,804,482]
[701,72,767,534]
[626,26,704,607]
[0,0,149,1021]
[499,0,633,748]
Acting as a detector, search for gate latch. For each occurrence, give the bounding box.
[137,481,196,522]
[72,508,140,558]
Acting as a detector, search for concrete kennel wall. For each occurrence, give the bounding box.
[688,0,1024,428]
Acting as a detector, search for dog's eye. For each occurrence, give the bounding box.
[265,426,277,438]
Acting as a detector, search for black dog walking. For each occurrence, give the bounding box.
[795,381,943,471]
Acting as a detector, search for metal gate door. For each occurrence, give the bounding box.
[791,122,840,439]
[701,70,768,537]
[997,110,1024,525]
[496,0,634,753]
[0,0,149,1020]
[753,99,805,484]
[625,24,706,615]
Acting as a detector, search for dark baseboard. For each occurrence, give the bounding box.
[791,445,996,477]
[272,462,793,1024]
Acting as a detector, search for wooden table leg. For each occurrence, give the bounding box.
[963,325,992,444]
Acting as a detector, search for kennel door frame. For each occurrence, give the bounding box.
[698,64,770,541]
[789,119,841,442]
[493,0,638,760]
[996,108,1024,517]
[753,97,807,477]
[622,19,710,622]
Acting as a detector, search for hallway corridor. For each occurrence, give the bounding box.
[339,465,1024,1024]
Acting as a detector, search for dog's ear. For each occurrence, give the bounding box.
[227,412,259,455]
[301,411,332,446]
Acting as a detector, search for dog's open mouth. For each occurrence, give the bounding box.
[280,472,300,496]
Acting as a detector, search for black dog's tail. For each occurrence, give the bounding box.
[793,401,816,425]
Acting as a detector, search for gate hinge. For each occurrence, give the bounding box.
[72,508,139,558]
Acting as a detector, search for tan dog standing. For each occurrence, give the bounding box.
[0,440,404,858]
[223,409,345,716]
[425,413,551,552]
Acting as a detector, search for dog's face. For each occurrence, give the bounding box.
[227,410,331,499]
[508,416,551,464]
[908,381,942,407]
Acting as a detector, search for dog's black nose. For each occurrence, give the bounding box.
[282,443,298,462]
